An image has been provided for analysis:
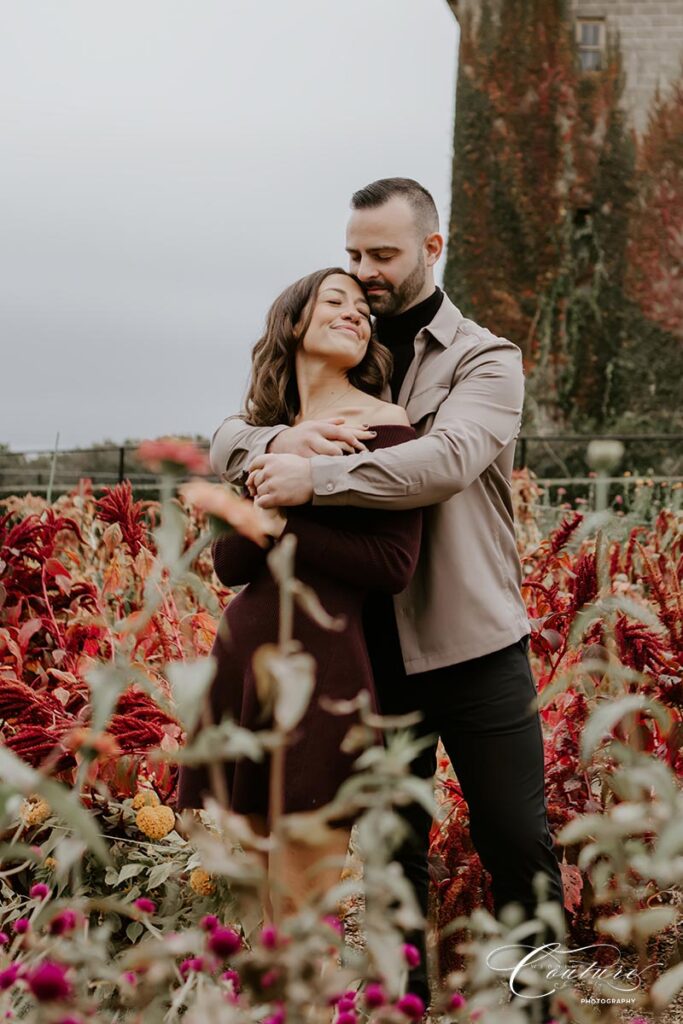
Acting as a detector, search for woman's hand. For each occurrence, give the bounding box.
[268,417,375,457]
[255,504,287,539]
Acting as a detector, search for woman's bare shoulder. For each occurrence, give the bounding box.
[362,402,411,427]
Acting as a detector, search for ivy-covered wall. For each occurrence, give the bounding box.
[444,0,683,433]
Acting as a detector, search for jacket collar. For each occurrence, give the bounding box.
[419,291,463,348]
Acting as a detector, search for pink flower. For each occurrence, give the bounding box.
[200,914,219,932]
[263,1009,286,1024]
[261,969,280,989]
[121,972,137,987]
[0,965,21,990]
[449,992,466,1010]
[402,943,421,968]
[336,1013,357,1024]
[179,957,205,976]
[0,932,9,946]
[260,924,279,949]
[396,993,425,1019]
[337,996,356,1012]
[323,914,344,935]
[180,480,271,548]
[13,919,30,934]
[208,926,242,958]
[137,438,210,476]
[364,983,386,1008]
[26,961,72,1002]
[29,883,50,900]
[48,910,79,935]
[57,1018,83,1024]
[134,897,156,915]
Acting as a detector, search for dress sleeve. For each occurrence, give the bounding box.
[284,506,422,594]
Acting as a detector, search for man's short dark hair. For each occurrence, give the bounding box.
[350,177,439,235]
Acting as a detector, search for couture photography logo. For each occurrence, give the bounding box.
[486,942,662,1004]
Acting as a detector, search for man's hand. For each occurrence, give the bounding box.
[268,417,375,457]
[247,454,314,508]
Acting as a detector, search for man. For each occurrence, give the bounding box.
[211,178,564,1003]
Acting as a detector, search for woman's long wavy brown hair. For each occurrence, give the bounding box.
[244,267,392,426]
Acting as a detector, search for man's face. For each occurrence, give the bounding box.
[345,196,428,317]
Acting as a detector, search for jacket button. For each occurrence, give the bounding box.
[326,482,334,492]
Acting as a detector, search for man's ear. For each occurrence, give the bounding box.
[424,232,444,266]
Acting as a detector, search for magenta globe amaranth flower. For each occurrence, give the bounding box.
[263,1008,286,1024]
[26,961,72,1002]
[179,957,205,976]
[29,883,51,900]
[402,943,421,968]
[221,969,241,993]
[13,918,30,934]
[336,1013,358,1024]
[396,993,425,1019]
[260,924,279,949]
[364,983,386,1008]
[0,932,9,947]
[200,914,219,932]
[0,964,22,991]
[49,910,79,935]
[134,897,156,914]
[208,926,242,958]
[449,992,467,1010]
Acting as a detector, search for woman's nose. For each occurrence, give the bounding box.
[342,306,361,322]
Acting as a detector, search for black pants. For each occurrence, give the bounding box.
[365,601,565,1004]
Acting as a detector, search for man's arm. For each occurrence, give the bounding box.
[210,415,375,483]
[309,341,524,510]
[209,416,289,483]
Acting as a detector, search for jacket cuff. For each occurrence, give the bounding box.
[309,455,348,505]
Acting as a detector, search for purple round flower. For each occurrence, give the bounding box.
[450,992,466,1010]
[13,918,31,934]
[396,993,425,1019]
[208,926,241,958]
[337,997,356,1013]
[260,924,279,948]
[0,932,9,946]
[402,943,421,968]
[134,897,156,915]
[263,1009,286,1024]
[179,957,205,976]
[364,983,386,1008]
[29,883,50,901]
[48,910,79,936]
[27,961,72,1002]
[200,914,219,932]
[0,964,21,991]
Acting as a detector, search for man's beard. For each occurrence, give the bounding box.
[367,258,427,317]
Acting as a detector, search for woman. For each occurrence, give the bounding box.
[177,267,421,912]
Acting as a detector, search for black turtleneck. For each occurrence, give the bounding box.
[376,287,444,401]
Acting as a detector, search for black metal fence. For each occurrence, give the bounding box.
[1,436,682,508]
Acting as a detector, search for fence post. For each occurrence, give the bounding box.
[519,437,528,468]
[118,447,125,484]
[46,432,60,505]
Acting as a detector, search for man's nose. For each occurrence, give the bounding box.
[356,258,379,281]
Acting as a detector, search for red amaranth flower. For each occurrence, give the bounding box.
[96,482,147,557]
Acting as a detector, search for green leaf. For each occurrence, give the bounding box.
[126,920,144,942]
[651,961,683,1009]
[147,862,175,889]
[166,656,216,735]
[86,663,127,734]
[117,863,146,885]
[580,695,672,763]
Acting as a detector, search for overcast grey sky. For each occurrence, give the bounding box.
[1,1,458,451]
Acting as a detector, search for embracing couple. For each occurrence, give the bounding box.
[177,177,564,1006]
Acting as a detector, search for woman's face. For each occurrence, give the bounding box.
[298,273,372,370]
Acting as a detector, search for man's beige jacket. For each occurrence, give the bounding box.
[210,293,530,673]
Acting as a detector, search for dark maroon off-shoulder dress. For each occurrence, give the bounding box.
[176,424,421,820]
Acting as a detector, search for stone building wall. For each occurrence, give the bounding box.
[446,0,683,134]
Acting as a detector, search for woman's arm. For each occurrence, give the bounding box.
[211,532,269,588]
[284,507,422,595]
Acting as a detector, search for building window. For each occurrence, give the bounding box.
[576,18,606,71]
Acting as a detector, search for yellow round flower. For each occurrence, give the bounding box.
[132,790,161,810]
[189,868,215,896]
[44,857,58,871]
[20,796,51,827]
[135,805,176,840]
